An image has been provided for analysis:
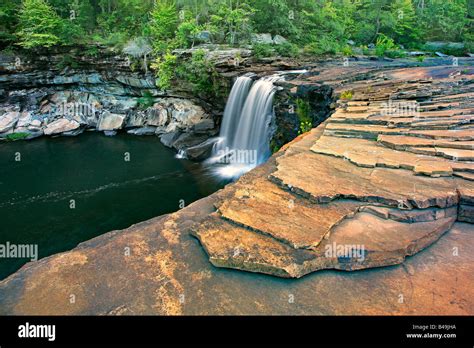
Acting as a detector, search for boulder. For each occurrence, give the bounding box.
[62,128,84,137]
[273,35,288,45]
[126,111,146,128]
[170,99,207,129]
[146,107,168,127]
[172,133,209,150]
[31,118,42,126]
[193,119,214,133]
[44,118,80,135]
[185,138,218,160]
[195,31,212,43]
[160,131,181,148]
[251,33,273,45]
[97,112,126,131]
[16,111,32,128]
[0,111,19,133]
[127,126,157,136]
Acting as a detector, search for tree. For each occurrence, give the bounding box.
[388,0,421,47]
[16,0,64,49]
[211,1,255,45]
[0,0,21,47]
[149,1,179,52]
[123,37,153,74]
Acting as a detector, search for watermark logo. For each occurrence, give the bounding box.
[18,322,55,342]
[0,241,38,261]
[216,147,257,166]
[325,242,366,262]
[55,102,96,118]
[381,100,420,118]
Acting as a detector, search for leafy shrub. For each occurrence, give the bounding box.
[341,45,353,56]
[152,51,177,91]
[137,91,154,109]
[253,43,275,59]
[303,36,340,55]
[176,49,222,98]
[375,34,397,57]
[340,90,353,100]
[274,42,300,58]
[296,98,312,135]
[385,49,407,59]
[93,32,129,51]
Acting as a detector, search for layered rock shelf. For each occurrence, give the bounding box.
[1,61,473,315]
[193,64,474,278]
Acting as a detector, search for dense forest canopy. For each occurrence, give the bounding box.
[1,0,472,50]
[1,0,472,91]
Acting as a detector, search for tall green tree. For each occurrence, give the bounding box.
[149,1,179,52]
[16,0,64,49]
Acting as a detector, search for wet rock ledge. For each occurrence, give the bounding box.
[0,62,473,315]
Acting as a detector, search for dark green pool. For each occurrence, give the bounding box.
[0,132,225,280]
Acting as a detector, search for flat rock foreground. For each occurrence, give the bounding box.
[1,62,473,315]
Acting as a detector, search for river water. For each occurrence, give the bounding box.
[0,132,225,279]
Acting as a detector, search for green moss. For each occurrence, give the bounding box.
[6,132,29,141]
[340,90,353,100]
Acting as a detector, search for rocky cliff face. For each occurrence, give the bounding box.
[0,48,218,158]
[272,79,334,151]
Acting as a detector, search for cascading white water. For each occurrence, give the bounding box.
[210,74,281,178]
[214,74,254,155]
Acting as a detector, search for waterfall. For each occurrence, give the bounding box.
[215,74,254,153]
[210,74,281,178]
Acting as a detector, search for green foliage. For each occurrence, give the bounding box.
[296,98,312,135]
[210,1,255,45]
[149,1,178,53]
[270,139,281,154]
[137,91,155,109]
[275,42,300,58]
[153,51,177,90]
[341,45,353,56]
[93,31,129,51]
[304,37,341,56]
[0,0,20,46]
[418,0,469,42]
[16,0,64,49]
[6,132,29,141]
[340,90,353,100]
[57,54,80,69]
[2,0,472,59]
[175,18,202,49]
[375,34,397,57]
[253,43,274,59]
[254,42,299,59]
[176,49,222,98]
